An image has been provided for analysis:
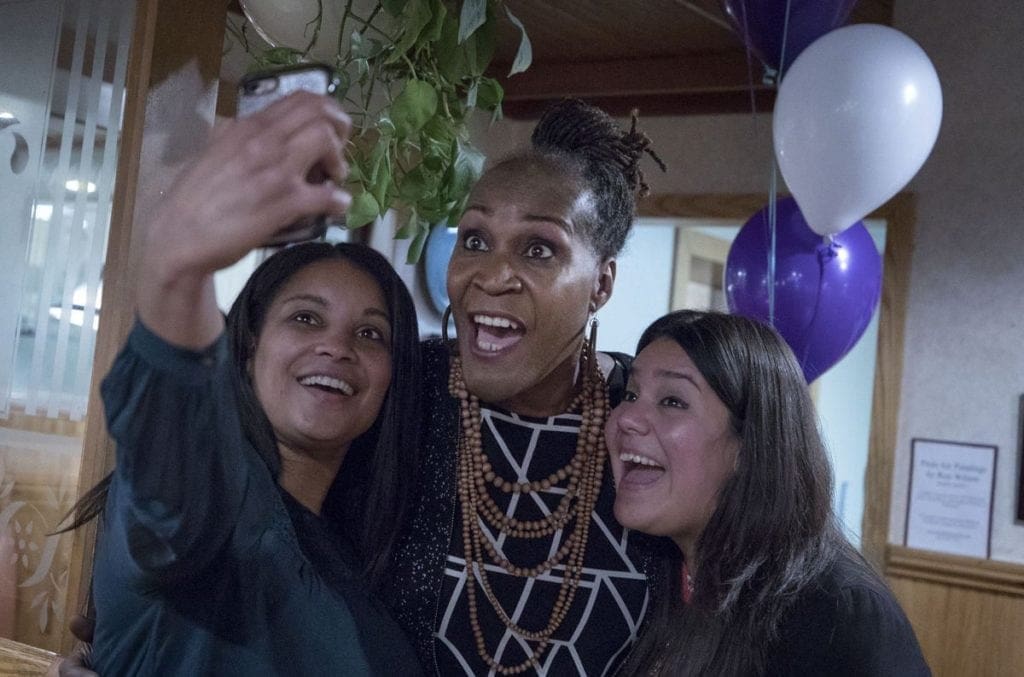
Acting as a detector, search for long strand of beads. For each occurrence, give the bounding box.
[449,342,608,675]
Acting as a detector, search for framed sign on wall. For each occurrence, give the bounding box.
[904,438,997,559]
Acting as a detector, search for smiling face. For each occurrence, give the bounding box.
[606,338,739,554]
[446,159,614,415]
[251,258,392,463]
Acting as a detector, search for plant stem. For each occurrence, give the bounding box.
[402,53,418,80]
[338,0,354,69]
[303,0,325,58]
[350,4,392,41]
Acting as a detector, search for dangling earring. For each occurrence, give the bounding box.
[442,305,453,343]
[587,316,599,364]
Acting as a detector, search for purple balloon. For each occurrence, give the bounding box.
[721,0,858,73]
[725,197,882,383]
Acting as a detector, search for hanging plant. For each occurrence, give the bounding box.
[228,0,532,262]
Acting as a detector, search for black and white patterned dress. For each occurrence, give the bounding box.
[434,405,650,676]
[384,340,662,677]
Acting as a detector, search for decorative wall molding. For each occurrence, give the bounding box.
[886,545,1024,598]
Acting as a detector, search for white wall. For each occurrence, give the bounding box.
[887,0,1024,562]
[596,222,676,355]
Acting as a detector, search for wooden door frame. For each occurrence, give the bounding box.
[638,192,916,570]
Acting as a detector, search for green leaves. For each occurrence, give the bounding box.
[240,1,532,262]
[346,190,381,229]
[505,7,533,76]
[255,47,305,68]
[458,0,487,44]
[391,80,438,136]
[477,77,503,111]
[381,0,408,17]
[447,139,485,216]
[386,0,433,65]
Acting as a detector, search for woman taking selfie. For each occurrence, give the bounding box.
[61,96,667,676]
[82,92,423,674]
[386,98,669,675]
[607,310,930,676]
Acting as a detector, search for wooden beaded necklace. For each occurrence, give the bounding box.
[448,337,609,674]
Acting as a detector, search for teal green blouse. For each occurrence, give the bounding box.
[90,321,422,676]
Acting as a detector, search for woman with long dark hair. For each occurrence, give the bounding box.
[608,310,929,675]
[72,92,423,675]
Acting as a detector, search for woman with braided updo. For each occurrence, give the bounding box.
[384,98,668,676]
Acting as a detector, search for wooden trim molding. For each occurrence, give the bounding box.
[886,545,1024,598]
[496,53,777,118]
[885,544,1024,675]
[861,193,916,570]
[638,192,915,571]
[0,637,55,675]
[638,193,767,220]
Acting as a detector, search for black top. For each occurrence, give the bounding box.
[434,404,650,675]
[90,321,422,676]
[768,548,930,676]
[384,339,665,676]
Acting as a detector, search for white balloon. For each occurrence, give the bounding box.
[773,24,942,236]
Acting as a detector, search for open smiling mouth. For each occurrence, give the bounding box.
[472,314,525,353]
[619,452,666,487]
[298,374,355,396]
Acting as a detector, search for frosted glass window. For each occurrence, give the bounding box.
[1,0,133,421]
[0,0,135,651]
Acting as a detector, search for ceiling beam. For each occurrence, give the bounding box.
[501,89,776,119]
[492,52,775,118]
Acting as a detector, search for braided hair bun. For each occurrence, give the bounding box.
[527,98,666,258]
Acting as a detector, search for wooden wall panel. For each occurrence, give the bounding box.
[0,637,54,675]
[861,194,916,570]
[886,546,1024,676]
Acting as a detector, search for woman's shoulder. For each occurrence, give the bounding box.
[810,549,905,611]
[775,549,930,676]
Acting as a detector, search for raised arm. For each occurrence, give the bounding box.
[137,91,351,348]
[101,91,352,580]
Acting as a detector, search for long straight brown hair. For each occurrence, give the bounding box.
[621,311,858,675]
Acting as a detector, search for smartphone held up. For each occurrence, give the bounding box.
[237,64,343,246]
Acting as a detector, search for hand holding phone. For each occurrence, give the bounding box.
[136,80,352,350]
[237,64,343,246]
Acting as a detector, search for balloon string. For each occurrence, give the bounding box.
[778,0,794,76]
[739,0,759,136]
[766,0,793,328]
[806,241,836,381]
[767,159,778,327]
